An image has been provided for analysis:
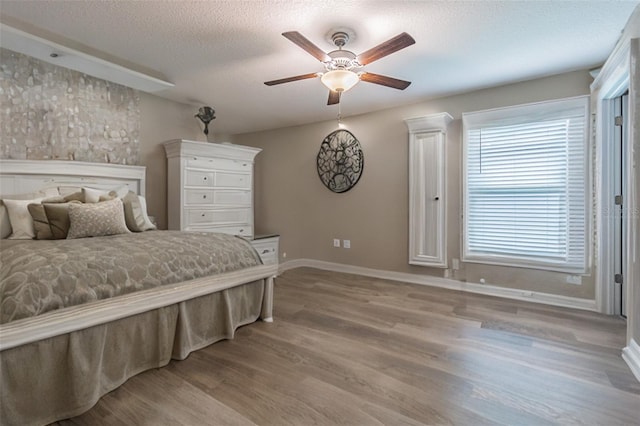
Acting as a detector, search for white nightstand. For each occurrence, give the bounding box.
[250,234,279,266]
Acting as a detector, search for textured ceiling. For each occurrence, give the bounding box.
[0,1,637,135]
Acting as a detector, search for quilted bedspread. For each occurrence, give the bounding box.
[0,231,262,324]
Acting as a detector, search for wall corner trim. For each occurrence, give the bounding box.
[279,259,597,312]
[622,339,640,382]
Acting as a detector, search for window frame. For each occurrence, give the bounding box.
[461,95,591,274]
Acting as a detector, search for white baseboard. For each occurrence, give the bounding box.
[279,258,597,312]
[622,339,640,382]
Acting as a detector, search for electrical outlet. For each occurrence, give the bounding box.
[282,252,287,259]
[566,275,582,285]
[333,239,340,248]
[343,239,351,249]
[452,258,460,270]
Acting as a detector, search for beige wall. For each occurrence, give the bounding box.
[138,92,206,229]
[233,70,596,299]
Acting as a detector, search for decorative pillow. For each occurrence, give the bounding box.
[138,196,157,229]
[44,202,81,239]
[28,204,51,240]
[28,196,75,240]
[1,188,59,238]
[58,186,82,197]
[0,204,10,239]
[3,198,44,239]
[67,198,130,239]
[99,193,117,202]
[63,191,84,203]
[122,191,157,232]
[82,185,129,203]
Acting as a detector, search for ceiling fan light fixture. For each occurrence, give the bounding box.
[321,70,359,93]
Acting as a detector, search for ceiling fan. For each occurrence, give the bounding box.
[264,30,415,105]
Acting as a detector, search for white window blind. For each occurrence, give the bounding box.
[462,96,589,273]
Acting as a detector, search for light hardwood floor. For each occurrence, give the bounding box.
[55,267,640,425]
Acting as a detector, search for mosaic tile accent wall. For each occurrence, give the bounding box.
[0,48,140,164]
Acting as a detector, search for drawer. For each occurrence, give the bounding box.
[184,189,251,206]
[258,252,277,265]
[187,208,250,225]
[185,169,214,187]
[214,190,251,205]
[215,172,251,189]
[185,189,215,205]
[187,224,253,238]
[186,156,251,172]
[250,236,279,265]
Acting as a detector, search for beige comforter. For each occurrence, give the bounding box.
[0,231,261,324]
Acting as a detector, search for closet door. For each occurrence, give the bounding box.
[406,113,452,268]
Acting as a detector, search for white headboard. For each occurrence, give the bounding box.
[0,159,146,196]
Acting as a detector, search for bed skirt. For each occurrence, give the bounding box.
[0,279,265,426]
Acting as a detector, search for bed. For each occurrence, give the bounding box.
[0,159,278,426]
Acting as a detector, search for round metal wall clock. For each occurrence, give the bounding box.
[316,129,364,193]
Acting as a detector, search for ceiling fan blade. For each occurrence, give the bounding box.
[327,90,341,105]
[360,72,411,90]
[357,32,416,65]
[264,72,319,86]
[282,31,330,62]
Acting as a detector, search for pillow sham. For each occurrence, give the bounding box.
[122,191,157,232]
[82,185,129,203]
[28,204,52,240]
[67,198,130,239]
[0,188,59,238]
[3,198,44,239]
[63,191,84,203]
[0,203,10,239]
[44,201,82,240]
[138,196,157,229]
[27,201,63,240]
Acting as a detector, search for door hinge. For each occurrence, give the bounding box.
[614,274,623,284]
[614,115,623,126]
[615,195,623,205]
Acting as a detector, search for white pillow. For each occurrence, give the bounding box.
[1,188,59,239]
[122,192,157,232]
[82,185,129,203]
[3,198,44,239]
[138,196,157,230]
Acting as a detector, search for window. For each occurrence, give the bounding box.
[462,96,589,273]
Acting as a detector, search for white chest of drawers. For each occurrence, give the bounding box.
[164,140,261,239]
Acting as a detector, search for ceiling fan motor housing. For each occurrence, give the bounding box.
[325,50,360,72]
[331,31,350,47]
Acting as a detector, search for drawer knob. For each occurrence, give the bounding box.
[262,249,269,254]
[239,229,244,233]
[204,177,207,181]
[201,213,205,217]
[203,195,207,199]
